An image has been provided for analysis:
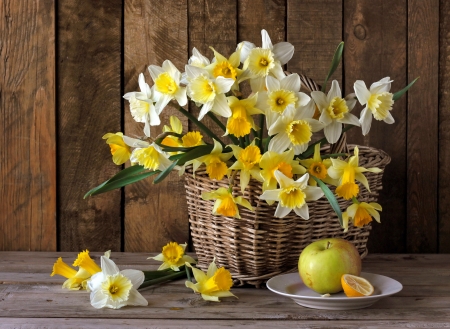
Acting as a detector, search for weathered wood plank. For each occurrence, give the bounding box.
[407,0,439,253]
[287,0,343,87]
[124,0,189,252]
[57,0,123,251]
[343,0,407,252]
[0,0,56,251]
[439,0,450,253]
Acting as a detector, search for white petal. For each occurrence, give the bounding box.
[273,42,295,65]
[298,92,311,107]
[120,269,145,289]
[340,112,360,126]
[101,256,120,276]
[354,80,371,105]
[310,91,329,110]
[266,75,280,92]
[211,93,232,117]
[274,170,295,188]
[185,64,207,79]
[198,101,213,120]
[256,92,269,111]
[359,107,373,136]
[214,77,235,94]
[281,73,301,92]
[127,288,148,306]
[162,60,181,83]
[238,41,255,63]
[384,111,395,124]
[324,121,342,144]
[261,29,273,49]
[265,110,279,129]
[297,100,314,120]
[304,186,324,201]
[149,106,160,126]
[143,115,151,137]
[138,73,147,94]
[148,65,164,81]
[327,80,342,100]
[345,96,357,110]
[90,289,108,309]
[304,118,325,132]
[268,133,291,153]
[370,77,392,94]
[88,272,105,291]
[174,87,187,106]
[250,76,266,92]
[319,108,332,125]
[294,204,309,219]
[155,94,172,114]
[270,63,285,80]
[259,189,281,201]
[274,203,292,218]
[268,116,287,135]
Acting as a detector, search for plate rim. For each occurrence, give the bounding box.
[266,271,403,301]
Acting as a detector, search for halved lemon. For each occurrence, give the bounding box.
[341,274,374,297]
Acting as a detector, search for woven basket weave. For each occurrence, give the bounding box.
[185,144,391,287]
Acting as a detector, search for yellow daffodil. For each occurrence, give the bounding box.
[259,171,324,218]
[185,259,237,302]
[202,187,253,218]
[311,80,360,143]
[256,74,311,129]
[268,102,324,155]
[328,146,383,200]
[73,250,102,276]
[51,257,91,290]
[149,242,196,271]
[354,77,395,135]
[102,132,131,165]
[241,29,294,92]
[259,148,306,194]
[196,140,233,180]
[225,94,263,137]
[299,143,336,186]
[229,143,263,192]
[182,131,204,147]
[123,73,159,137]
[161,116,183,148]
[130,143,172,171]
[88,255,147,309]
[148,60,187,114]
[343,202,382,232]
[185,65,235,120]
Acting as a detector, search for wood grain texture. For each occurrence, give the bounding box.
[439,0,450,253]
[57,0,123,251]
[407,0,439,253]
[286,0,342,87]
[188,0,237,143]
[0,0,56,251]
[124,0,189,252]
[343,1,407,253]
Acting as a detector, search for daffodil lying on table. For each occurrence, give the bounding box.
[85,29,417,231]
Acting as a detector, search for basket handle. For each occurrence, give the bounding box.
[298,74,349,154]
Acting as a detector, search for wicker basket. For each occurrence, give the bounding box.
[185,144,391,287]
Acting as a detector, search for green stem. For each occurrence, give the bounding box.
[245,134,250,147]
[177,106,225,148]
[185,265,192,282]
[352,197,360,204]
[258,115,265,151]
[206,112,240,145]
[138,270,187,290]
[239,137,245,149]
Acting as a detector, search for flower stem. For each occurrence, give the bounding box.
[258,115,264,151]
[139,270,187,289]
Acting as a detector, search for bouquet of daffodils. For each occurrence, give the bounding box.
[86,30,415,231]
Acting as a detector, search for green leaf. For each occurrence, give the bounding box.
[311,176,343,227]
[153,160,179,184]
[160,145,197,153]
[176,144,214,166]
[322,42,344,92]
[393,77,419,101]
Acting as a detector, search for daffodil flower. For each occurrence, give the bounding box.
[328,146,382,200]
[202,187,253,218]
[225,94,263,137]
[205,46,246,90]
[240,29,294,92]
[130,143,172,171]
[185,259,237,302]
[311,80,360,144]
[343,202,382,232]
[354,77,395,135]
[259,148,306,194]
[161,116,183,148]
[88,255,147,309]
[229,143,263,192]
[299,143,336,186]
[257,74,311,129]
[185,65,235,120]
[149,242,196,271]
[102,132,131,165]
[123,73,159,137]
[181,48,211,85]
[268,103,324,155]
[51,257,91,290]
[259,171,324,218]
[148,60,187,114]
[72,250,102,276]
[196,139,233,180]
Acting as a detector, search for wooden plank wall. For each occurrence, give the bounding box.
[0,0,445,253]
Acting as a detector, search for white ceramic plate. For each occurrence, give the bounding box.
[266,272,402,310]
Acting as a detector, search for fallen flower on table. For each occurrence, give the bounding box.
[185,259,237,302]
[88,255,147,309]
[149,242,196,271]
[50,257,91,290]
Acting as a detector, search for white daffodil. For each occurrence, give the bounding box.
[259,171,324,219]
[311,80,360,144]
[130,142,172,171]
[88,255,147,309]
[268,103,324,155]
[148,60,187,114]
[257,74,311,129]
[181,48,211,85]
[354,77,395,135]
[123,73,159,137]
[185,65,234,120]
[240,29,294,92]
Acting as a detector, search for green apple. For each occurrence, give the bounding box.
[298,238,361,294]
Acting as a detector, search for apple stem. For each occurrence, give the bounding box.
[327,241,331,249]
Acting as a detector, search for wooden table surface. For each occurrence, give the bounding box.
[0,252,449,328]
